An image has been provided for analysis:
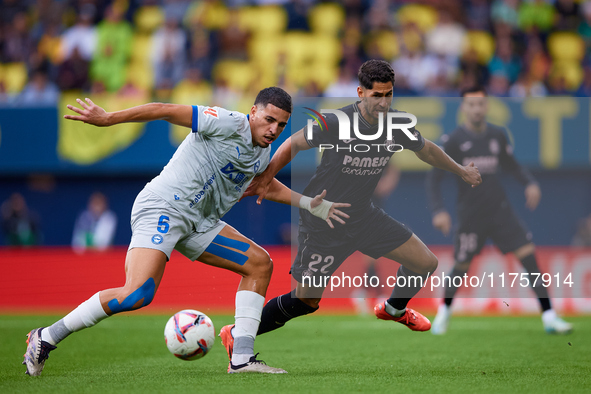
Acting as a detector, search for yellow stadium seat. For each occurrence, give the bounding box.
[284,31,312,67]
[172,80,213,105]
[130,33,152,63]
[547,32,585,62]
[464,30,495,64]
[248,35,282,65]
[213,60,256,92]
[126,60,154,91]
[550,61,584,91]
[185,0,229,31]
[400,27,423,53]
[365,30,399,60]
[248,35,283,87]
[397,4,438,32]
[1,63,28,93]
[134,6,164,34]
[308,64,339,91]
[240,5,287,35]
[309,34,342,65]
[309,2,345,36]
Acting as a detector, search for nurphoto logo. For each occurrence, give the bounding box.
[304,108,418,153]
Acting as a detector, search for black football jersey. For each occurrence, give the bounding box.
[426,123,536,220]
[301,102,425,234]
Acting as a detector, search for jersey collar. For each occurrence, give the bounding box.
[353,101,373,128]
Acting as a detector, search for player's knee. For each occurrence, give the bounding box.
[420,252,438,276]
[108,278,156,314]
[248,248,273,277]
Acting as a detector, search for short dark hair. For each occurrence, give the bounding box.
[254,87,292,113]
[460,86,487,97]
[358,60,395,90]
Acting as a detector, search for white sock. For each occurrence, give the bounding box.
[40,327,57,344]
[542,309,557,324]
[41,292,109,346]
[63,292,109,332]
[231,290,264,365]
[385,301,406,317]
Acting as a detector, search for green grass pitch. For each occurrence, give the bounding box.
[1,314,589,393]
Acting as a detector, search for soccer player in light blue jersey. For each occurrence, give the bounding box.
[23,87,350,376]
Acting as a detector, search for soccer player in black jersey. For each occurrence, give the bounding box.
[218,60,482,356]
[426,86,572,335]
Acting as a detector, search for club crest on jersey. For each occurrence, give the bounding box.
[204,107,218,118]
[385,138,396,150]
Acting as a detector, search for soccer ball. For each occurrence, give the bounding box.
[164,309,215,361]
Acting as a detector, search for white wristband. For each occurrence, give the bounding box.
[299,196,333,220]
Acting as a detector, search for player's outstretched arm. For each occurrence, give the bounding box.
[243,128,311,204]
[263,178,350,229]
[415,139,482,188]
[64,98,193,128]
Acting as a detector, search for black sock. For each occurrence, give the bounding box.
[520,253,552,312]
[444,266,469,307]
[387,266,430,311]
[257,290,318,335]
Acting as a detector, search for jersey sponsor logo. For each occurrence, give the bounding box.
[189,174,216,208]
[151,234,164,245]
[489,139,500,154]
[203,107,218,118]
[343,155,390,168]
[460,141,473,151]
[220,162,250,191]
[341,167,383,176]
[462,156,498,174]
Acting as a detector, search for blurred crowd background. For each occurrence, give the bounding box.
[1,0,591,111]
[1,0,591,250]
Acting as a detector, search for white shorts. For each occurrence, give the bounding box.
[128,188,226,261]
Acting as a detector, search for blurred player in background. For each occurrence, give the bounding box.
[23,87,350,376]
[217,60,482,359]
[71,191,117,253]
[426,86,572,335]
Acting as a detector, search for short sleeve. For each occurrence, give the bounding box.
[401,127,426,152]
[303,113,340,148]
[389,111,425,152]
[192,105,238,139]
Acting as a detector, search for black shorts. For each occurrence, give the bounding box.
[291,207,413,283]
[454,201,532,263]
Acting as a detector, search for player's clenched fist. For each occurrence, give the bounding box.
[461,162,482,188]
[64,98,110,127]
[432,211,452,237]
